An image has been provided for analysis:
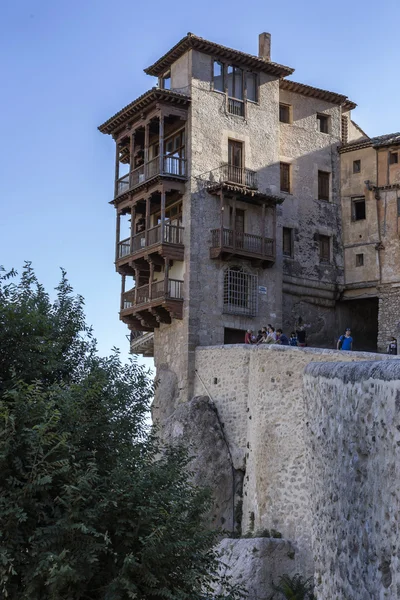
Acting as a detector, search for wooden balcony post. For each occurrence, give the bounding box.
[129,132,135,187]
[160,189,166,243]
[159,113,164,176]
[261,202,266,256]
[115,211,121,262]
[144,122,150,177]
[114,142,120,197]
[134,267,140,305]
[130,205,136,253]
[120,275,126,311]
[164,258,170,296]
[145,196,150,247]
[148,260,154,300]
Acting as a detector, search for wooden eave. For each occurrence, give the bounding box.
[280,79,356,109]
[207,182,284,205]
[144,32,294,78]
[98,88,190,136]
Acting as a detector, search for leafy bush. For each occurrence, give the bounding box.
[270,573,316,600]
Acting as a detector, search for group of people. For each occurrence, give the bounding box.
[244,324,307,347]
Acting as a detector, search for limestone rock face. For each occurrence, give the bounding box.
[215,537,297,600]
[161,396,240,530]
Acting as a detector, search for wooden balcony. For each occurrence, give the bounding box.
[116,223,184,270]
[116,155,186,197]
[129,331,154,357]
[120,278,184,329]
[210,228,275,265]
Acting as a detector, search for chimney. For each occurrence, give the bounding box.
[258,32,271,61]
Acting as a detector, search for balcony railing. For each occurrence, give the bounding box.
[211,228,275,258]
[198,164,258,191]
[117,224,184,261]
[227,97,244,117]
[115,155,187,197]
[121,278,184,309]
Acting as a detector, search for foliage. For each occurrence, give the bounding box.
[269,574,316,600]
[0,264,242,600]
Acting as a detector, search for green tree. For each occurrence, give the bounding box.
[0,264,241,600]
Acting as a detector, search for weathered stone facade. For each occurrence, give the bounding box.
[304,359,400,599]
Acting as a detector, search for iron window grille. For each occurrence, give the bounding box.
[223,267,258,316]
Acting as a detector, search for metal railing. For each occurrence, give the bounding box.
[211,228,275,258]
[227,97,244,117]
[115,155,187,197]
[198,163,258,190]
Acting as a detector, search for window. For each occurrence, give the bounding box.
[228,139,243,183]
[246,72,258,102]
[390,152,399,165]
[280,162,291,193]
[279,104,291,123]
[160,72,171,90]
[223,267,258,316]
[283,227,293,257]
[227,66,243,100]
[356,253,364,267]
[351,197,366,221]
[318,171,330,201]
[353,160,361,173]
[319,235,330,263]
[164,129,185,176]
[213,60,224,92]
[317,114,329,133]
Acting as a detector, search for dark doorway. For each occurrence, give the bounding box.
[337,297,379,352]
[224,327,247,344]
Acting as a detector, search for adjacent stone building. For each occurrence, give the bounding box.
[99,32,363,403]
[340,131,400,351]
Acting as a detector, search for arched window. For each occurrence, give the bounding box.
[223,266,258,316]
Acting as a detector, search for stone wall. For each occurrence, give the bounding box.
[193,344,395,575]
[378,285,400,353]
[304,360,400,600]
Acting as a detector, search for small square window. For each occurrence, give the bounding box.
[283,227,293,257]
[353,160,361,173]
[390,152,398,165]
[317,114,329,133]
[318,171,330,200]
[280,163,291,193]
[352,197,366,221]
[319,235,330,263]
[356,253,364,267]
[279,104,291,123]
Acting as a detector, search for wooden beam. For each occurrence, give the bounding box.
[164,258,170,295]
[160,189,166,243]
[120,275,126,311]
[129,132,135,187]
[115,211,121,262]
[261,202,266,256]
[114,142,120,198]
[148,260,154,300]
[134,267,140,305]
[159,113,164,176]
[130,205,136,253]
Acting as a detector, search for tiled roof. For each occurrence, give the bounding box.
[98,88,190,135]
[144,32,294,78]
[280,79,356,109]
[371,132,400,148]
[340,131,400,153]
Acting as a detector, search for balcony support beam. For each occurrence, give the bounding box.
[114,142,120,198]
[159,114,164,176]
[115,211,121,262]
[120,275,126,311]
[160,190,166,242]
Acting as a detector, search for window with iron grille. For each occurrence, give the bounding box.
[318,171,330,200]
[280,162,291,193]
[223,267,258,316]
[319,235,330,263]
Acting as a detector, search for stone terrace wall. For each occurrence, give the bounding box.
[194,345,395,575]
[304,360,400,600]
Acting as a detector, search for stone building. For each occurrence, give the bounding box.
[340,131,400,351]
[99,32,360,403]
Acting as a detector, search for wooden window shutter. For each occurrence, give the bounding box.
[280,163,290,193]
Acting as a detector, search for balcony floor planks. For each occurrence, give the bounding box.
[210,246,275,265]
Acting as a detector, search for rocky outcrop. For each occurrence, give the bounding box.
[161,395,242,531]
[214,537,297,600]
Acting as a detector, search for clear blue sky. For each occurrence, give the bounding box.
[1,0,398,364]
